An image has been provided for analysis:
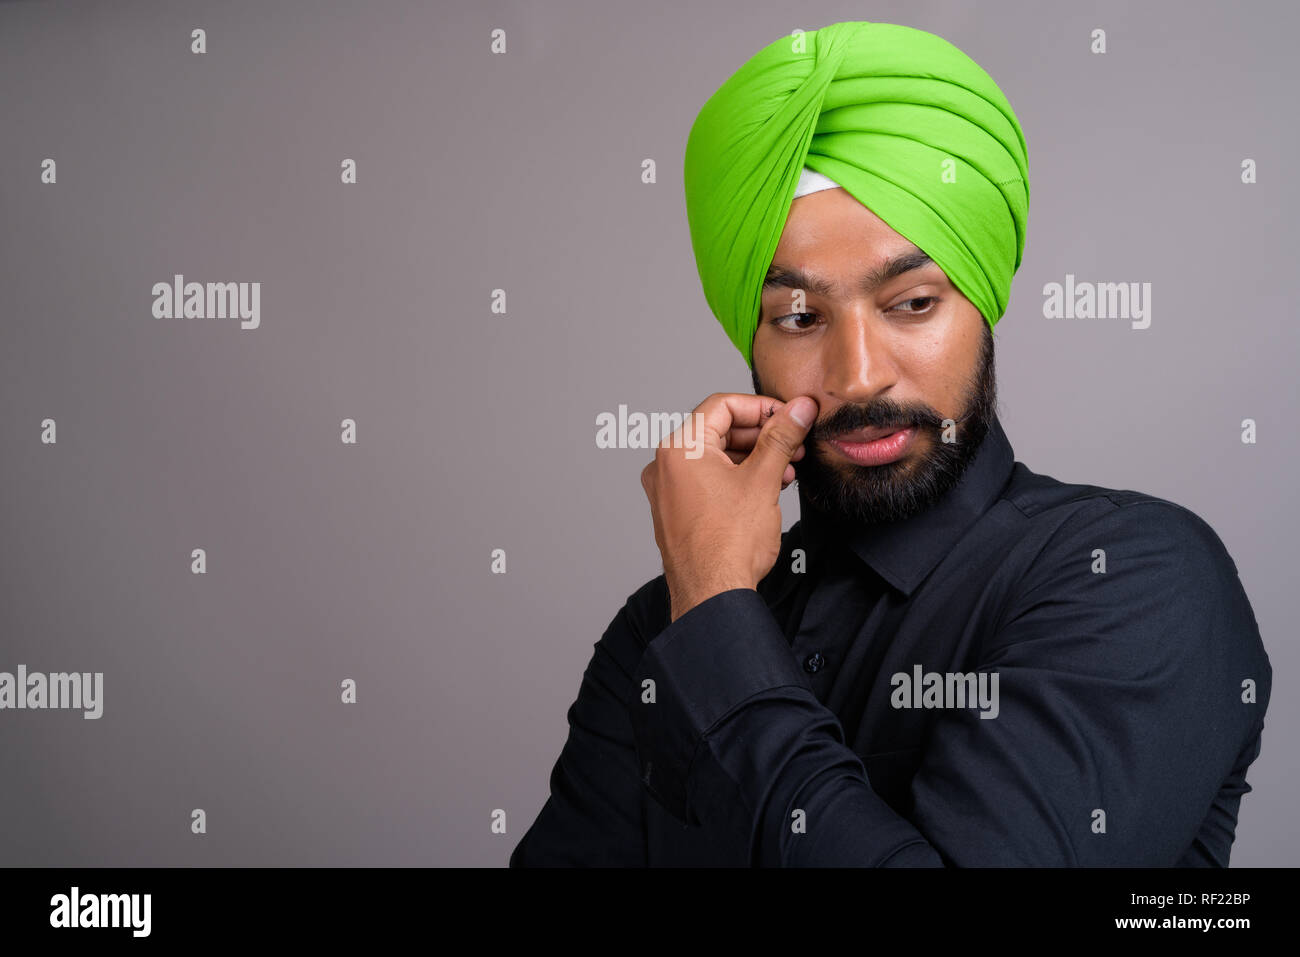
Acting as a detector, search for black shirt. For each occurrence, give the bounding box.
[510,415,1272,866]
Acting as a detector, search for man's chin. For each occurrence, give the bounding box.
[794,425,980,526]
[794,462,906,525]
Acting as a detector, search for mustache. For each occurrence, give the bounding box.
[808,403,978,440]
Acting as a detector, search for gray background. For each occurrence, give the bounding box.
[0,0,1294,866]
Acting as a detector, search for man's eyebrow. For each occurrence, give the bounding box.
[762,246,936,298]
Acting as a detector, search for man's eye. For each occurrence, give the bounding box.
[771,298,938,330]
[771,312,820,331]
[892,296,939,315]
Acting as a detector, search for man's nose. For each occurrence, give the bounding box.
[821,307,897,404]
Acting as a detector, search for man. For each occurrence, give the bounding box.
[511,21,1271,866]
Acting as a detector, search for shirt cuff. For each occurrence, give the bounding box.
[629,587,812,824]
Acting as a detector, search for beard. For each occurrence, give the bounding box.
[752,324,998,526]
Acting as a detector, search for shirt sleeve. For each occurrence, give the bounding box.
[629,500,1272,866]
[509,580,666,866]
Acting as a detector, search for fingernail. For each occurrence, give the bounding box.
[789,397,814,427]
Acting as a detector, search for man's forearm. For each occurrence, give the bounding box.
[629,587,940,866]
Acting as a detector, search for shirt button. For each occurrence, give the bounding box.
[803,652,825,673]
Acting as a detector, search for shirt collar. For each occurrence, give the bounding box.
[794,414,1016,597]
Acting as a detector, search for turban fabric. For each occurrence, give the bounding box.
[794,166,846,199]
[683,21,1030,368]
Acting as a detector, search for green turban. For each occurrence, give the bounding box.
[683,21,1030,368]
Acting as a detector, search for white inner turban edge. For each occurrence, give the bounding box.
[793,166,842,198]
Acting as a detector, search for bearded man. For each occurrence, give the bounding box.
[511,21,1271,867]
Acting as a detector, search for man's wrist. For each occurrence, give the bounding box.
[668,577,756,622]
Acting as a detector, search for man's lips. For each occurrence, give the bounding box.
[826,425,917,465]
[830,424,913,443]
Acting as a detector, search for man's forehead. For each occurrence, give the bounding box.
[769,236,928,269]
[764,242,937,297]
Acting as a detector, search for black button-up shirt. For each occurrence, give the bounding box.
[510,415,1272,866]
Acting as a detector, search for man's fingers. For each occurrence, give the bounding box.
[727,425,806,460]
[725,425,762,449]
[658,393,788,455]
[743,395,817,486]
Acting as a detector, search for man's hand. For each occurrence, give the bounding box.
[640,393,817,622]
